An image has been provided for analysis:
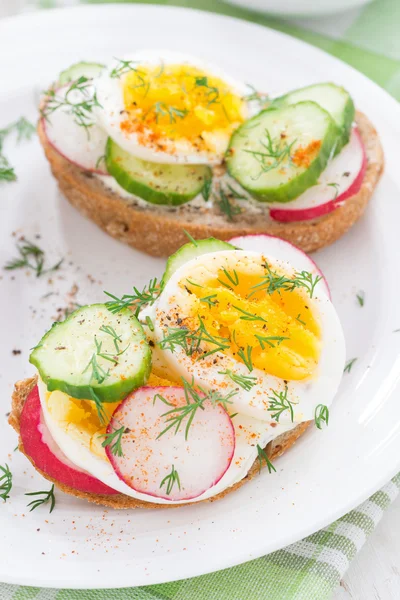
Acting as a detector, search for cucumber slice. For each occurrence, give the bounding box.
[30,304,151,405]
[226,101,339,203]
[162,237,235,285]
[58,62,105,85]
[273,83,355,153]
[106,138,212,206]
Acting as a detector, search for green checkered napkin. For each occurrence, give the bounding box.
[3,0,400,597]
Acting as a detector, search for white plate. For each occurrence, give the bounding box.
[0,4,399,590]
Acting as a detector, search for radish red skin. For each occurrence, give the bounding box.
[269,129,367,223]
[106,386,235,502]
[229,233,331,298]
[20,386,117,495]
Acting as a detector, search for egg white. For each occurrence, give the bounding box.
[94,49,252,165]
[38,377,294,504]
[141,250,346,424]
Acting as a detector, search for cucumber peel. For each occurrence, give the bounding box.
[58,62,105,85]
[30,304,151,405]
[106,138,212,206]
[162,237,235,285]
[226,101,340,203]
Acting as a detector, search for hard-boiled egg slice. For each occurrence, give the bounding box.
[142,250,345,423]
[94,50,251,165]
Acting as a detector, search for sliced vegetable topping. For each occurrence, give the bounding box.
[272,83,355,153]
[226,101,339,203]
[58,61,105,86]
[41,79,108,174]
[106,384,235,501]
[162,237,235,285]
[29,304,151,408]
[106,138,212,205]
[269,128,366,222]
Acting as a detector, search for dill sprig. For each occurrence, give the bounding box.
[201,176,212,201]
[110,58,141,79]
[0,464,12,502]
[200,294,218,307]
[160,465,181,496]
[99,324,123,352]
[216,187,242,221]
[183,229,199,246]
[159,316,230,360]
[83,333,128,386]
[87,386,107,425]
[0,117,36,183]
[217,267,239,289]
[232,305,267,323]
[236,342,254,372]
[226,183,247,200]
[243,84,270,109]
[249,263,294,297]
[0,157,16,182]
[294,271,323,298]
[244,129,296,178]
[101,424,130,457]
[256,445,276,475]
[104,277,163,316]
[194,76,220,106]
[255,335,289,349]
[145,315,154,331]
[41,77,102,137]
[267,386,296,422]
[314,404,329,429]
[344,358,357,373]
[82,337,111,384]
[356,291,365,307]
[143,102,188,124]
[155,377,237,440]
[4,239,63,277]
[219,369,257,391]
[327,182,340,200]
[249,263,322,299]
[25,484,56,513]
[186,279,203,288]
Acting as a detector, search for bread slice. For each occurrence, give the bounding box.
[9,377,310,509]
[38,111,384,258]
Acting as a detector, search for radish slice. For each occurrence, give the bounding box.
[42,84,108,174]
[229,234,330,298]
[106,386,235,501]
[269,128,366,223]
[20,386,117,495]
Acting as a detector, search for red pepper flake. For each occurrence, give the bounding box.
[292,140,321,168]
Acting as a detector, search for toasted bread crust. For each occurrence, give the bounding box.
[9,377,310,509]
[38,111,383,257]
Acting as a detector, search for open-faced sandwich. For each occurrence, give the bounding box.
[9,235,345,507]
[38,51,384,257]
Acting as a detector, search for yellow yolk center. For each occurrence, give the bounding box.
[122,64,246,153]
[187,266,321,381]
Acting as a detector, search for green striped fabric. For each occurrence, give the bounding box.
[3,1,400,597]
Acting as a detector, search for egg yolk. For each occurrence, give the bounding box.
[185,266,321,381]
[122,64,247,154]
